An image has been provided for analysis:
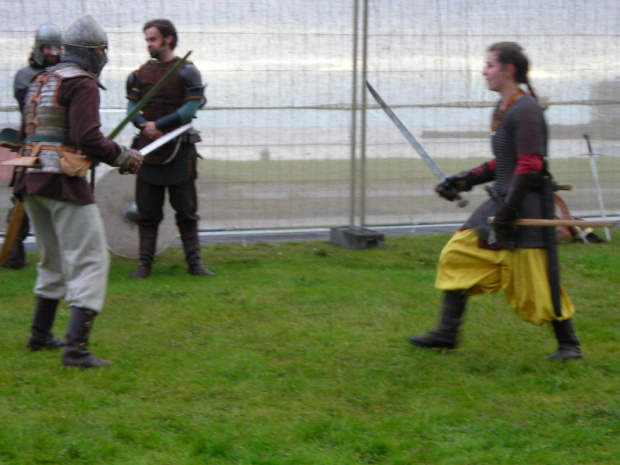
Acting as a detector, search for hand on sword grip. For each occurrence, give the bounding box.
[435,172,471,202]
[435,178,459,201]
[118,147,143,175]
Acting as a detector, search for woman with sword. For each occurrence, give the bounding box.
[409,42,582,360]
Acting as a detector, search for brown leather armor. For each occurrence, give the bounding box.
[23,64,98,174]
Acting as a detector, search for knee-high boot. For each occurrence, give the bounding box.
[178,222,214,276]
[549,319,582,360]
[62,307,113,368]
[26,296,65,350]
[409,291,468,349]
[130,226,158,279]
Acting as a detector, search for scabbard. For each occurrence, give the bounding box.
[487,218,617,228]
[0,199,26,267]
[542,174,562,318]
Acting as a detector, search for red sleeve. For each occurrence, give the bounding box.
[471,158,496,175]
[515,152,543,174]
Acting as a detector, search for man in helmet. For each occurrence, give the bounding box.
[126,19,212,279]
[12,16,143,368]
[3,23,62,271]
[14,22,62,113]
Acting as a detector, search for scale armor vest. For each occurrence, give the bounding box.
[23,64,95,173]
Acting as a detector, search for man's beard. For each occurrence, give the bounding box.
[44,56,60,67]
[149,48,163,60]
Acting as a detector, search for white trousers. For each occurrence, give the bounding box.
[22,195,110,313]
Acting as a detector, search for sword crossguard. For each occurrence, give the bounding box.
[456,196,469,208]
[553,183,572,191]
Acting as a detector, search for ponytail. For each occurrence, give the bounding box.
[488,42,539,102]
[524,77,538,102]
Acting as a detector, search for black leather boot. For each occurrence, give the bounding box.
[179,223,214,276]
[26,296,65,351]
[409,291,467,349]
[62,307,113,368]
[130,226,157,279]
[549,319,582,360]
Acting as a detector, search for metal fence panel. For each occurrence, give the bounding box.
[1,0,618,237]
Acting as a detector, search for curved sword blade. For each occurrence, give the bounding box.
[140,123,193,157]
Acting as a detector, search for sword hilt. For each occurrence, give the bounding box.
[583,132,594,154]
[456,195,469,208]
[553,182,572,191]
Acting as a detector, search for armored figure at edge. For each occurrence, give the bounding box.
[3,23,62,270]
[13,16,142,368]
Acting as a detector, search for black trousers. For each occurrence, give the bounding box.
[135,177,200,229]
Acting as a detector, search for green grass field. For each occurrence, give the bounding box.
[1,232,618,464]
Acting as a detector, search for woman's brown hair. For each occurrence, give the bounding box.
[488,42,538,101]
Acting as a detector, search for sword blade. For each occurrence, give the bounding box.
[583,133,611,241]
[366,81,445,180]
[140,123,193,157]
[366,81,468,207]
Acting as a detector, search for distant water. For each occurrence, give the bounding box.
[92,105,615,162]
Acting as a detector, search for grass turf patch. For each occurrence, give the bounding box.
[0,232,618,464]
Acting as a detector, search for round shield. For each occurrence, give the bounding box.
[95,169,177,258]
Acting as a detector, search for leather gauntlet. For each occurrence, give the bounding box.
[116,145,143,175]
[435,162,495,202]
[493,172,542,235]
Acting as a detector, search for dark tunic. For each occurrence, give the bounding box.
[463,95,547,249]
[128,58,205,168]
[126,57,205,227]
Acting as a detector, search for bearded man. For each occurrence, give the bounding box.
[126,19,212,278]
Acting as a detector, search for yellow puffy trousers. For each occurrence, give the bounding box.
[435,229,575,326]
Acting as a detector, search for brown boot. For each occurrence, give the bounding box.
[130,226,157,279]
[179,223,214,276]
[548,319,582,360]
[26,296,65,351]
[62,307,113,368]
[409,291,467,349]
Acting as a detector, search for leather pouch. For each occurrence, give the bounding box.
[59,147,91,177]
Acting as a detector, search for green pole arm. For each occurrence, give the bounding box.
[107,50,192,140]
